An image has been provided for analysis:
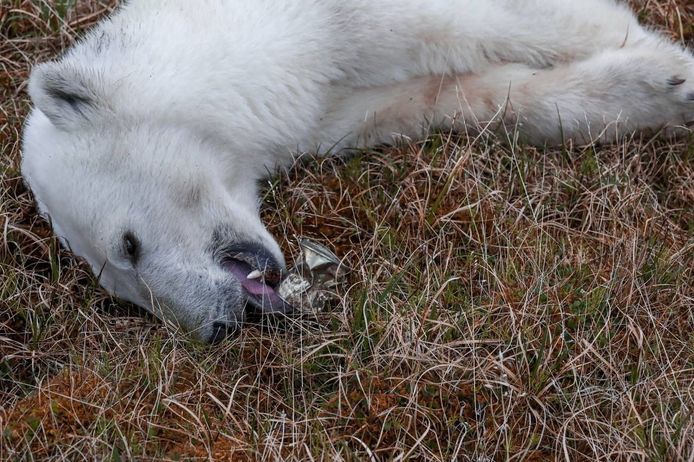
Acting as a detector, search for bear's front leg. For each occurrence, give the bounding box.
[317,44,694,149]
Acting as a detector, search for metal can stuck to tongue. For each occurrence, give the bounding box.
[278,239,350,312]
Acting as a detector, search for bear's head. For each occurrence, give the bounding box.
[22,62,292,343]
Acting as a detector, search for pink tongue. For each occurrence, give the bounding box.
[242,278,275,296]
[225,261,276,297]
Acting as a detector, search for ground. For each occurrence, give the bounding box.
[1,1,693,461]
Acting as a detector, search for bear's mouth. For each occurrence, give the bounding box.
[223,258,292,315]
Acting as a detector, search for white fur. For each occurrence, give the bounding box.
[22,0,694,341]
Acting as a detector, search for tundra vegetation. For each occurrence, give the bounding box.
[1,1,693,460]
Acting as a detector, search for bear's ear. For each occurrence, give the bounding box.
[28,62,106,130]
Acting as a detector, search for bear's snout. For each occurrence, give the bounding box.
[218,241,293,319]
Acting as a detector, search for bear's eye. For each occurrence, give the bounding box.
[123,232,140,262]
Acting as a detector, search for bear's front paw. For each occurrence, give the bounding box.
[662,67,694,131]
[665,72,694,105]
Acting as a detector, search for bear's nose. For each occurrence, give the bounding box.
[209,321,241,343]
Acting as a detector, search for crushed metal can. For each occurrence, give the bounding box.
[278,238,350,312]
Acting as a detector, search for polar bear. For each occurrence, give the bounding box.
[22,0,694,342]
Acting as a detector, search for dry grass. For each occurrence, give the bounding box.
[1,1,693,460]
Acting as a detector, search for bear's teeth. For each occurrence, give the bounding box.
[247,270,263,280]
